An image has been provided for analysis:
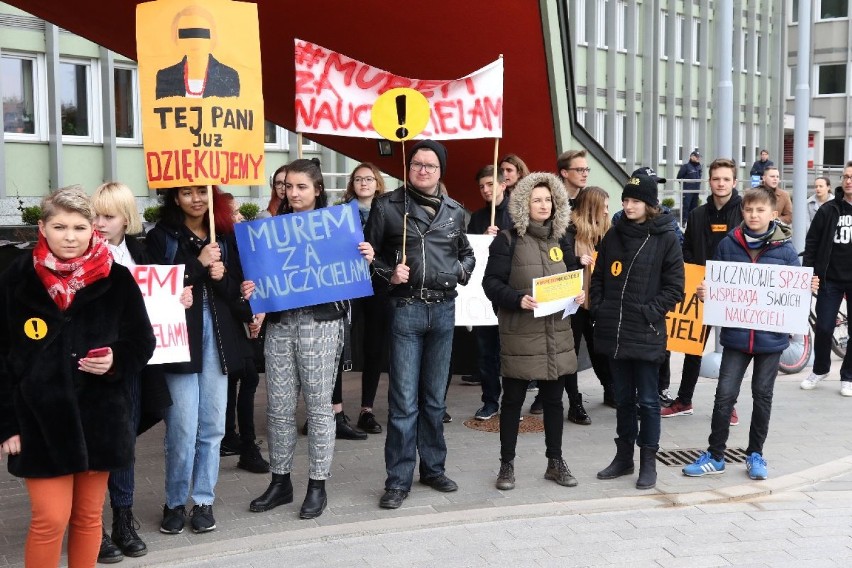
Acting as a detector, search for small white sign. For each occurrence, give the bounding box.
[703,260,812,334]
[455,234,498,327]
[132,264,191,365]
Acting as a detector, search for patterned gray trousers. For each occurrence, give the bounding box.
[264,310,342,479]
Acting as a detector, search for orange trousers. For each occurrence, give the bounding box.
[25,471,108,568]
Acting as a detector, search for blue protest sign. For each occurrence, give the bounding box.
[234,201,373,313]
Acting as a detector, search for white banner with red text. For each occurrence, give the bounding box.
[294,38,503,140]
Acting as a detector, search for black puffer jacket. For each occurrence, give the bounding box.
[0,255,155,477]
[590,213,684,363]
[365,186,475,297]
[682,190,743,266]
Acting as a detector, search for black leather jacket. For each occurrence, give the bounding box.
[365,186,475,298]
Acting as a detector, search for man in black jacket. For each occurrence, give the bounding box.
[467,165,512,421]
[802,160,852,395]
[365,140,475,509]
[677,150,702,224]
[663,158,743,422]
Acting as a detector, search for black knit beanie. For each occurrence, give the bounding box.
[407,140,447,179]
[621,173,659,207]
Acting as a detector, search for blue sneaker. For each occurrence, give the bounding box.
[746,452,768,480]
[682,452,725,477]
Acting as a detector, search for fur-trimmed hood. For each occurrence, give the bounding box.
[508,172,571,238]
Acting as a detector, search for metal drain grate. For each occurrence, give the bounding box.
[657,447,748,467]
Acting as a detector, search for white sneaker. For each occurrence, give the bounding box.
[841,382,852,397]
[801,372,829,390]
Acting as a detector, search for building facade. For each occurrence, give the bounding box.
[0,2,368,224]
[568,0,786,197]
[786,0,852,169]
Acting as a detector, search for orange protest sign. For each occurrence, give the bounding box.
[666,263,710,356]
[136,0,264,188]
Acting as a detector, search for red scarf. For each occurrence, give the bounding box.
[32,231,113,311]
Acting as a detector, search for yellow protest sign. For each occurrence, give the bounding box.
[666,263,710,355]
[136,0,264,188]
[532,270,583,303]
[371,88,430,141]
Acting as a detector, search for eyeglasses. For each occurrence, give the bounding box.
[354,176,376,184]
[272,181,285,189]
[410,161,439,173]
[843,175,852,182]
[567,167,591,174]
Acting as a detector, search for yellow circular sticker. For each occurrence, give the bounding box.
[371,88,430,141]
[610,261,623,277]
[24,317,48,340]
[548,247,563,262]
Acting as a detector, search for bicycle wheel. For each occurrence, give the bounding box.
[779,332,812,374]
[832,313,848,359]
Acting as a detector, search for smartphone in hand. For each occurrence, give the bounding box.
[85,347,110,358]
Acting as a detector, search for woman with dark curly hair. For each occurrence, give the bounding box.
[146,184,248,535]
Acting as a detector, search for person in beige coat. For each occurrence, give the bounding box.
[483,172,583,491]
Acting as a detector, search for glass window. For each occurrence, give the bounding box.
[692,18,702,63]
[114,67,135,139]
[660,11,669,59]
[824,138,845,165]
[264,120,277,144]
[820,0,848,19]
[817,64,847,95]
[60,62,89,136]
[2,56,36,134]
[576,1,587,44]
[791,0,799,22]
[596,0,608,49]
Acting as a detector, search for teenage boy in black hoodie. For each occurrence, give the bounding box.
[467,165,512,420]
[802,160,852,396]
[663,158,743,424]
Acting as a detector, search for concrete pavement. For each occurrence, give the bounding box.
[1,350,851,567]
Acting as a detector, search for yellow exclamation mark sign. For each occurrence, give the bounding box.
[24,318,47,340]
[395,94,408,139]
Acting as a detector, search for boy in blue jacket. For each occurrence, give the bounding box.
[683,187,819,480]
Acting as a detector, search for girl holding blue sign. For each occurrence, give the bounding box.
[248,158,375,520]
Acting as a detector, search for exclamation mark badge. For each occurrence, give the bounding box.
[25,317,47,340]
[395,94,408,139]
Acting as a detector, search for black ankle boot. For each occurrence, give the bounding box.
[111,507,147,557]
[636,446,658,490]
[299,478,327,519]
[249,473,293,512]
[596,438,635,479]
[335,412,368,440]
[567,393,591,425]
[97,525,123,564]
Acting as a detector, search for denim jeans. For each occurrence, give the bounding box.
[163,306,228,508]
[500,376,564,463]
[708,348,780,460]
[609,359,661,449]
[812,279,852,381]
[384,298,455,491]
[474,325,501,408]
[107,369,142,508]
